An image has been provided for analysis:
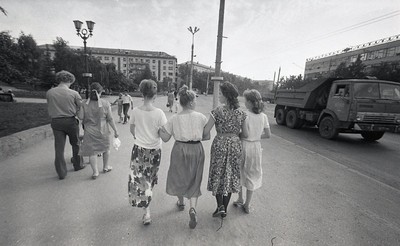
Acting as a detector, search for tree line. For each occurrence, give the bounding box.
[0,31,155,92]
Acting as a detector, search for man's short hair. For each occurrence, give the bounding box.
[55,70,75,84]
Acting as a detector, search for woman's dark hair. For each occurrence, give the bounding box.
[89,82,103,101]
[178,85,196,107]
[139,79,157,98]
[243,89,264,114]
[220,81,239,110]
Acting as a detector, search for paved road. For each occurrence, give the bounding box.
[1,95,400,245]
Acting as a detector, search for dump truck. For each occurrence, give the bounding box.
[274,78,400,141]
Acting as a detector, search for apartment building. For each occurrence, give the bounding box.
[304,34,400,79]
[38,44,177,83]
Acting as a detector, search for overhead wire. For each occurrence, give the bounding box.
[232,10,400,73]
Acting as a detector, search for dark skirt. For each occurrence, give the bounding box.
[166,141,205,198]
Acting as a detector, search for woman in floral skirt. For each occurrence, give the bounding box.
[128,79,167,225]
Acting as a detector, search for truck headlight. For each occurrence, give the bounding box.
[356,115,364,121]
[396,119,400,123]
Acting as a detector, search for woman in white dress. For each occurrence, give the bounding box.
[233,89,271,213]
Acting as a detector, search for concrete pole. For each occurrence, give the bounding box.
[212,0,225,109]
[189,34,194,90]
[274,66,281,100]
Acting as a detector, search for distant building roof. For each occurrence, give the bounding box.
[38,44,177,60]
[178,61,215,72]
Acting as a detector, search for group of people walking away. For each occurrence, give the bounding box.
[128,80,270,229]
[46,70,270,230]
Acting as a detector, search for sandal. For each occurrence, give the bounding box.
[176,200,185,211]
[142,214,151,225]
[233,200,244,207]
[91,173,99,180]
[242,204,250,214]
[189,207,197,229]
[103,166,113,173]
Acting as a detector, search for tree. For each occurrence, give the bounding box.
[0,31,22,84]
[369,61,400,82]
[278,74,306,89]
[17,32,41,79]
[333,55,365,78]
[37,47,55,89]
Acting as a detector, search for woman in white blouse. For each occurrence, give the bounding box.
[160,85,208,229]
[128,79,167,226]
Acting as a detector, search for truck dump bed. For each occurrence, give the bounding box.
[275,78,335,109]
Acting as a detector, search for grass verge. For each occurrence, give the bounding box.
[0,102,51,138]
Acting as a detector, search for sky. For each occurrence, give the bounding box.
[1,0,400,80]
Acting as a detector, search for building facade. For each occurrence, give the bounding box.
[304,34,400,79]
[178,61,215,73]
[38,44,177,83]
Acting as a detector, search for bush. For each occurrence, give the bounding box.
[13,90,47,99]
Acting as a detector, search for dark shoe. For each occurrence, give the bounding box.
[212,205,225,217]
[189,207,197,229]
[177,200,185,211]
[74,165,86,171]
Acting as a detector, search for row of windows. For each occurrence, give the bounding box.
[96,56,175,65]
[306,46,400,71]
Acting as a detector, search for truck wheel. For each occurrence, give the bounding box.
[318,116,338,139]
[361,131,384,141]
[276,108,286,125]
[286,110,302,129]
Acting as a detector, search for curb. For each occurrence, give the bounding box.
[0,105,119,162]
[0,124,53,162]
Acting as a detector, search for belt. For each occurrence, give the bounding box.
[52,116,75,119]
[176,140,201,144]
[216,133,238,137]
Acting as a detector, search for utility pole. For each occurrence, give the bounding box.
[212,0,225,109]
[274,66,281,100]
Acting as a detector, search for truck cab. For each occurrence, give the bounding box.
[322,79,400,140]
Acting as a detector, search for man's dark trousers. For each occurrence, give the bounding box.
[51,117,81,179]
[122,103,130,123]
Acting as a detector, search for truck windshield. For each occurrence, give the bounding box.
[354,82,400,100]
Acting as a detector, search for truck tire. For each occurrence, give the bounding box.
[318,116,338,139]
[276,108,286,125]
[286,110,302,129]
[361,131,384,141]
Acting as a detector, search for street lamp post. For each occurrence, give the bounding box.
[187,26,199,90]
[73,20,95,99]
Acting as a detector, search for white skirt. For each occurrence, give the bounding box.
[241,140,263,191]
